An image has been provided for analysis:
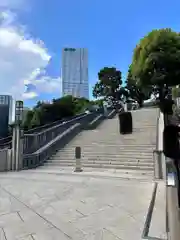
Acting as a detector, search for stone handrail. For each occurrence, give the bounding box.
[0,108,114,171]
[24,112,87,134]
[23,123,81,169]
[154,108,180,240]
[166,159,180,240]
[22,108,114,169]
[22,112,97,154]
[0,112,90,149]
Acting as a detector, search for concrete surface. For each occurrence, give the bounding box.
[0,169,165,240]
[0,149,11,172]
[148,181,167,239]
[25,166,155,180]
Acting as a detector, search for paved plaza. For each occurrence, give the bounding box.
[0,168,166,240]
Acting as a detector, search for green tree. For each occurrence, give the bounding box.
[22,110,34,130]
[34,101,43,109]
[93,67,122,104]
[129,28,180,101]
[90,99,104,107]
[30,110,41,128]
[126,70,150,107]
[22,95,91,130]
[172,86,180,99]
[73,97,89,114]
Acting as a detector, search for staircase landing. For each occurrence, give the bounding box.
[0,169,166,240]
[0,108,167,240]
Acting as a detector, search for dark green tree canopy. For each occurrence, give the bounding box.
[93,67,122,102]
[22,96,98,130]
[129,28,180,88]
[93,67,122,97]
[172,86,180,99]
[126,68,150,107]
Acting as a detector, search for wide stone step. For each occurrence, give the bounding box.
[65,147,155,152]
[56,149,154,154]
[79,136,156,139]
[75,131,156,136]
[85,130,156,134]
[50,157,154,164]
[47,159,154,167]
[69,142,156,147]
[44,162,154,171]
[37,165,154,175]
[52,153,153,160]
[73,131,156,135]
[58,148,154,154]
[69,143,155,148]
[71,137,156,146]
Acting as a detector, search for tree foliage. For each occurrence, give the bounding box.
[129,28,180,100]
[22,96,96,130]
[93,66,145,108]
[126,69,151,106]
[93,67,122,102]
[172,86,180,99]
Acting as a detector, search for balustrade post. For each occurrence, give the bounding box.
[34,134,38,152]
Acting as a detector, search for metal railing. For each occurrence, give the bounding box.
[22,108,115,169]
[23,123,82,169]
[0,107,115,171]
[0,111,103,150]
[0,112,90,149]
[23,112,99,154]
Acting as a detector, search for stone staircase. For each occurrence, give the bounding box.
[44,108,158,177]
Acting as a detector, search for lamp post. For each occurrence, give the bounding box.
[15,100,23,124]
[12,100,24,171]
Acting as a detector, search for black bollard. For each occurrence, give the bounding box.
[118,111,133,134]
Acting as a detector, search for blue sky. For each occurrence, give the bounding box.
[1,0,180,107]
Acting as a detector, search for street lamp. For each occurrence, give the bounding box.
[12,100,24,171]
[15,100,23,125]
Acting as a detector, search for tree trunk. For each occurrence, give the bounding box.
[138,99,143,108]
[159,86,164,103]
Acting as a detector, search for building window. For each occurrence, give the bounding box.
[64,48,76,52]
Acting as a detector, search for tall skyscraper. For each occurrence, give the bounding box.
[61,48,89,99]
[0,95,13,138]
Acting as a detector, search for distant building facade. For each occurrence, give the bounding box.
[61,47,89,99]
[0,95,13,138]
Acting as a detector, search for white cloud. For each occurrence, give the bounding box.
[24,68,61,98]
[0,9,61,100]
[31,77,61,94]
[22,91,38,99]
[0,0,27,10]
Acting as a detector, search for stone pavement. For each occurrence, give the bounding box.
[0,169,166,240]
